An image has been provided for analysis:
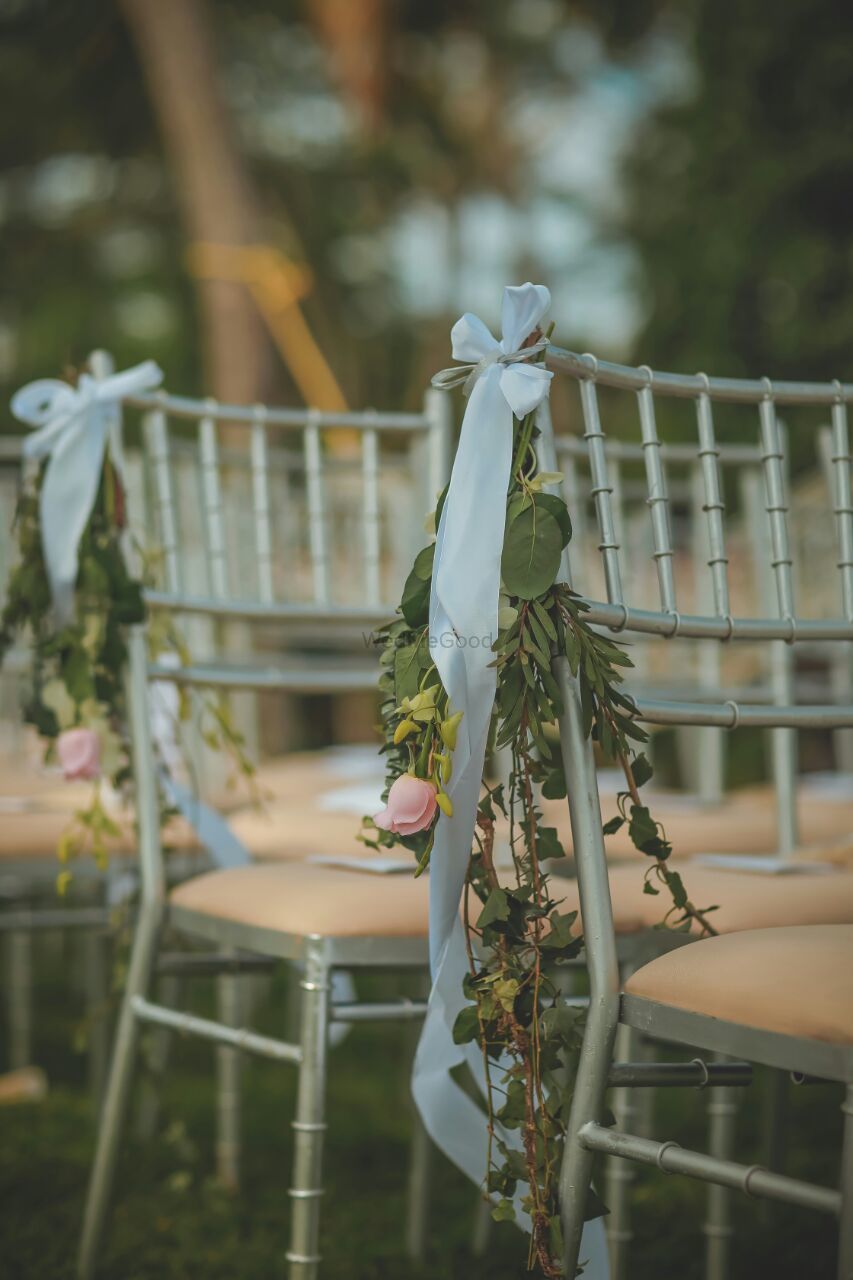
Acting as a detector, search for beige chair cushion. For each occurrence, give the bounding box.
[540,783,853,864]
[233,755,853,866]
[556,863,853,936]
[170,860,429,938]
[250,749,381,804]
[227,748,384,862]
[0,794,204,861]
[624,925,853,1043]
[229,804,370,862]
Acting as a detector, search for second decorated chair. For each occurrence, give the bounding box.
[77,376,451,1279]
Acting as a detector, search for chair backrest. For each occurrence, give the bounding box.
[119,383,451,633]
[107,367,451,902]
[552,429,780,805]
[543,347,853,993]
[539,351,853,850]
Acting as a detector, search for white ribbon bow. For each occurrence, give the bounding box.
[411,283,607,1276]
[431,334,550,398]
[11,361,163,622]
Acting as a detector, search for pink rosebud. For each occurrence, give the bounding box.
[57,727,101,781]
[374,774,438,836]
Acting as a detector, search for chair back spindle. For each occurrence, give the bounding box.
[249,406,275,604]
[541,347,853,866]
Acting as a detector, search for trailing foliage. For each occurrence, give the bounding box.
[364,355,717,1277]
[0,420,252,886]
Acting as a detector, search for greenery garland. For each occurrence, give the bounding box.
[0,406,253,889]
[362,345,718,1277]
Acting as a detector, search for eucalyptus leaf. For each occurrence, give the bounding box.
[400,544,434,626]
[535,492,572,548]
[501,505,562,600]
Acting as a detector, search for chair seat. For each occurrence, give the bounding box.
[198,749,853,866]
[169,860,430,939]
[624,924,853,1044]
[227,747,386,862]
[556,862,853,936]
[540,782,853,864]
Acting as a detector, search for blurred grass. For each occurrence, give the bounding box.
[0,934,842,1279]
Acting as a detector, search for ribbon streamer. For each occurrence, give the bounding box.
[11,361,163,622]
[411,284,608,1276]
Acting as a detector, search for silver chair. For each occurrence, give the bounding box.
[556,429,803,833]
[78,380,451,1279]
[540,348,853,1279]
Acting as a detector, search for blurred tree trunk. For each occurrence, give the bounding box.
[308,0,389,136]
[119,0,269,404]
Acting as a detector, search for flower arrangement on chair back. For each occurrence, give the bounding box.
[0,357,252,888]
[362,284,715,1277]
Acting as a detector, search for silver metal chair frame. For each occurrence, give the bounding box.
[552,409,830,854]
[542,347,853,1279]
[77,379,451,1279]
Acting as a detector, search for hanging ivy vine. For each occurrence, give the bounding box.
[363,345,717,1277]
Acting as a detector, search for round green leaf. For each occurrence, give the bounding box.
[400,543,434,626]
[501,505,562,600]
[535,492,572,548]
[412,543,435,581]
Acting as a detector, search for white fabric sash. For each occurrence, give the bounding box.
[411,284,607,1275]
[11,361,163,622]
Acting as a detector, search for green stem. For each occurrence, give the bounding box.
[508,321,555,483]
[510,411,536,483]
[415,727,432,777]
[102,447,116,526]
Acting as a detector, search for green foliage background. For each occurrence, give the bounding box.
[1,0,850,423]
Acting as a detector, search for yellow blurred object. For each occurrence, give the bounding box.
[0,1066,48,1106]
[186,242,350,422]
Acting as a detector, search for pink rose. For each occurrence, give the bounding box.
[57,727,101,781]
[374,774,438,836]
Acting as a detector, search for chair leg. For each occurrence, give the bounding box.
[287,937,329,1280]
[78,903,161,1280]
[471,1195,492,1257]
[704,1053,738,1280]
[635,1033,656,1139]
[84,928,111,1107]
[606,1019,639,1278]
[6,928,33,1070]
[759,1068,788,1223]
[560,1004,618,1278]
[405,972,432,1262]
[405,1109,433,1262]
[135,973,181,1141]
[216,956,242,1191]
[840,1084,853,1280]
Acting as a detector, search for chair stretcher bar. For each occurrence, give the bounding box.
[579,1122,840,1215]
[130,995,303,1063]
[633,696,853,729]
[606,1060,752,1088]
